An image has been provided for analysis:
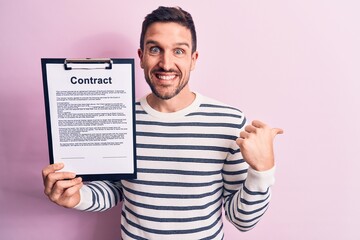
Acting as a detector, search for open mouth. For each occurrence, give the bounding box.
[155,74,177,80]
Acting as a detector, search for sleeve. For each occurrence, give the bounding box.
[222,119,275,231]
[73,180,123,212]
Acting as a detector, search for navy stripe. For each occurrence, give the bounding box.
[137,143,239,154]
[104,181,121,204]
[84,187,98,211]
[88,183,110,211]
[240,194,270,205]
[122,212,223,235]
[137,131,237,140]
[200,104,243,113]
[121,223,148,240]
[200,222,224,240]
[122,185,223,199]
[223,179,245,186]
[124,203,222,223]
[224,159,245,165]
[123,193,222,211]
[137,155,225,164]
[126,178,223,188]
[225,194,268,227]
[233,203,269,223]
[226,196,264,225]
[85,184,103,211]
[223,189,238,197]
[137,168,222,176]
[243,185,270,195]
[221,178,245,196]
[222,169,248,175]
[235,199,269,216]
[232,217,262,231]
[224,191,236,207]
[136,120,244,129]
[186,112,243,119]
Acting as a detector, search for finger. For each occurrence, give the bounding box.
[62,181,83,198]
[42,163,66,190]
[271,128,284,137]
[239,131,249,139]
[42,163,64,180]
[54,177,82,191]
[49,177,82,201]
[245,124,257,133]
[252,120,266,128]
[236,137,242,145]
[44,171,77,196]
[57,182,83,208]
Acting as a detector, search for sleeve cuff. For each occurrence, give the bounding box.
[245,166,276,192]
[73,185,93,211]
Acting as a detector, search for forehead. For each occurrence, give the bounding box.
[144,22,192,47]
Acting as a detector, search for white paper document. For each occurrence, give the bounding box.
[42,58,136,180]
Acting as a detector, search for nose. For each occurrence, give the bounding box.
[158,51,173,71]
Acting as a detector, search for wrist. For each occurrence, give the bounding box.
[250,159,274,172]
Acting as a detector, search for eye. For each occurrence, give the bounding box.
[149,46,160,54]
[174,48,185,55]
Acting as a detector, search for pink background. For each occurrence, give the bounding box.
[1,0,359,239]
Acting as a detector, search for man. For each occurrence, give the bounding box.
[42,6,283,239]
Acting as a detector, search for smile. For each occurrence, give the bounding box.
[155,74,177,80]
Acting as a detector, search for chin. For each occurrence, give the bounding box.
[153,91,178,100]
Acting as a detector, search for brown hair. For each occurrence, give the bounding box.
[140,6,197,53]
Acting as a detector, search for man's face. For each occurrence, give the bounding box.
[138,22,198,100]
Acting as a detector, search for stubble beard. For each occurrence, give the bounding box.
[145,71,189,100]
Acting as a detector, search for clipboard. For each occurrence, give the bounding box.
[41,58,137,181]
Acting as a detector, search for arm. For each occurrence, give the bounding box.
[223,120,282,231]
[222,161,275,231]
[74,180,123,212]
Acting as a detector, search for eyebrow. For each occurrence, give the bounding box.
[145,40,190,48]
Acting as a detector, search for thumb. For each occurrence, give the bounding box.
[271,128,284,138]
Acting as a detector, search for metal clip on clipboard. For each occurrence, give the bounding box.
[64,58,113,70]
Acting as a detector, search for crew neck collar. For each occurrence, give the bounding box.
[140,92,202,120]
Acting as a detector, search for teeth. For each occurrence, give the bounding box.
[157,75,176,80]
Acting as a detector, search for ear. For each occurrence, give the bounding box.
[138,49,144,69]
[190,51,199,71]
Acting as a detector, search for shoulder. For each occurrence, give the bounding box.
[193,94,246,131]
[198,94,245,117]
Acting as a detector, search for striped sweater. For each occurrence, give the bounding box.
[75,93,275,240]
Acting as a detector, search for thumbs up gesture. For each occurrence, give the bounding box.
[236,120,283,171]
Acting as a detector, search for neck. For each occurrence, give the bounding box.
[147,90,196,113]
